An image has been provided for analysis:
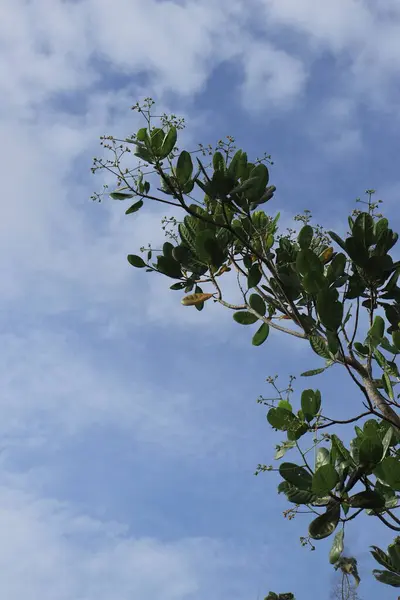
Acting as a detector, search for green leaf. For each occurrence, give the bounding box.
[367,316,385,348]
[134,144,154,163]
[371,546,396,572]
[227,150,244,179]
[328,231,347,252]
[150,127,164,153]
[230,176,261,196]
[382,427,393,459]
[252,323,270,346]
[301,389,321,422]
[349,490,385,509]
[300,367,328,377]
[359,436,383,467]
[274,440,296,460]
[329,529,344,564]
[176,151,193,186]
[296,249,323,277]
[325,331,339,355]
[170,282,186,290]
[267,408,299,432]
[213,151,225,171]
[157,255,182,279]
[246,164,270,202]
[308,504,340,540]
[331,435,353,465]
[346,273,366,299]
[163,242,174,258]
[249,293,266,316]
[388,542,400,572]
[279,462,312,491]
[354,342,369,356]
[196,231,224,268]
[352,212,375,248]
[373,570,400,587]
[392,330,400,352]
[248,264,262,289]
[375,481,398,509]
[278,481,320,505]
[316,289,343,332]
[309,336,331,360]
[363,419,380,437]
[125,199,144,214]
[127,254,146,268]
[327,253,347,283]
[316,447,330,470]
[383,372,395,400]
[287,422,309,442]
[136,127,149,142]
[375,217,389,241]
[278,400,293,412]
[312,464,339,495]
[298,225,313,249]
[374,457,400,490]
[345,236,369,266]
[233,311,259,325]
[110,191,135,200]
[159,126,177,159]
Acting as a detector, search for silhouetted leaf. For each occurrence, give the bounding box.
[127,254,146,268]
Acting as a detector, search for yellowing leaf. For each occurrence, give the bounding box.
[215,265,231,276]
[181,293,214,306]
[320,247,334,264]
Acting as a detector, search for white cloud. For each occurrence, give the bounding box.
[259,0,373,52]
[0,327,228,454]
[258,0,400,104]
[0,473,269,600]
[240,42,308,111]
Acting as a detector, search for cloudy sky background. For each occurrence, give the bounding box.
[2,0,400,598]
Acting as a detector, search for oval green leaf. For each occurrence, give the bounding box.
[248,264,262,288]
[267,408,298,432]
[127,254,146,268]
[176,150,193,186]
[349,490,385,509]
[125,199,144,214]
[301,389,321,422]
[252,323,270,346]
[308,505,340,540]
[249,293,266,316]
[298,225,313,249]
[110,191,135,200]
[279,462,312,491]
[233,311,259,325]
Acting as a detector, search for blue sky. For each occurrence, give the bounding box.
[2,0,400,598]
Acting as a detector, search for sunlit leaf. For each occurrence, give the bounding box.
[329,529,344,564]
[181,293,214,306]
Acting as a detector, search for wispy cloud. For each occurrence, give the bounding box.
[1,1,400,599]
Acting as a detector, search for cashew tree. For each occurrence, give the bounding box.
[92,98,400,597]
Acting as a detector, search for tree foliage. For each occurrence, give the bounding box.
[92,98,400,597]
